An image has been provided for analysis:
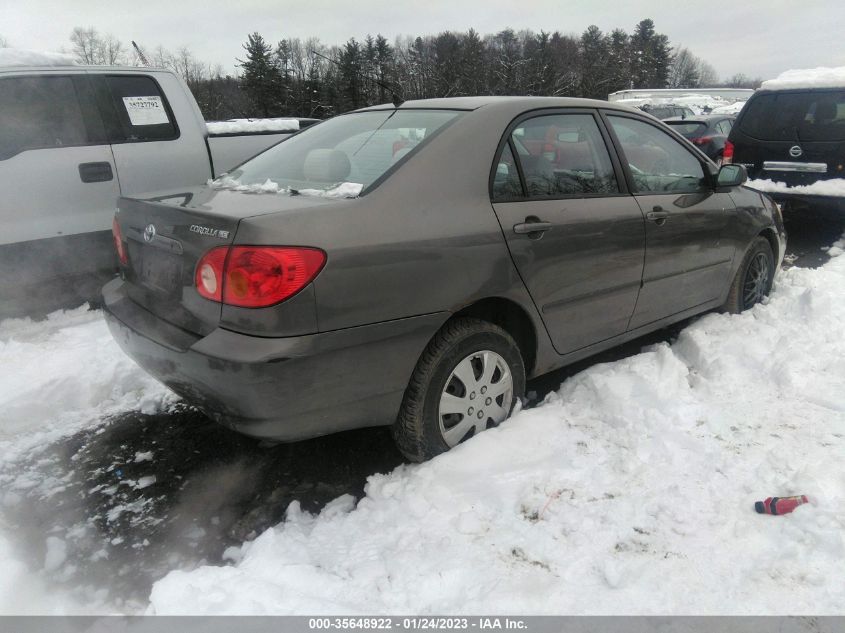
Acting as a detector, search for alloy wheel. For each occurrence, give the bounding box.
[742,252,770,309]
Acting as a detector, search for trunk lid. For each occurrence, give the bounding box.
[116,185,338,336]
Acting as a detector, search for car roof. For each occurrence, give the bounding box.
[0,64,176,76]
[355,95,644,115]
[664,115,733,123]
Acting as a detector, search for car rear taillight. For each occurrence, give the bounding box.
[112,216,128,265]
[690,136,713,145]
[195,246,228,302]
[195,246,326,308]
[723,140,734,164]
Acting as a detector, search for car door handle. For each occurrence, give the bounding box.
[647,207,670,224]
[78,161,114,183]
[513,220,553,235]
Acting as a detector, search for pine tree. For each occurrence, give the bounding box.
[238,33,282,117]
[460,29,486,95]
[579,25,610,99]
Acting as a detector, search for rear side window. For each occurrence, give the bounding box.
[738,91,845,141]
[492,143,524,199]
[608,116,705,193]
[505,113,619,198]
[0,76,90,160]
[103,75,178,142]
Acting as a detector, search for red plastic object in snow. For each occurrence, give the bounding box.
[754,495,809,515]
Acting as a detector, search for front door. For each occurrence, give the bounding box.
[604,114,737,329]
[491,111,646,355]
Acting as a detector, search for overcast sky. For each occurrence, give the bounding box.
[2,0,843,81]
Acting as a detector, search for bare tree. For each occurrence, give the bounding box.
[0,34,9,47]
[70,27,101,64]
[70,27,126,65]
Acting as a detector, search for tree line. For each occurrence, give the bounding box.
[1,22,762,121]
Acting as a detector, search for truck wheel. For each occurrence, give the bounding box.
[722,237,775,314]
[392,317,526,462]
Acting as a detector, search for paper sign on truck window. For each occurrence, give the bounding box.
[122,96,169,126]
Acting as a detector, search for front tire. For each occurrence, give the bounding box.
[392,317,526,462]
[722,236,775,313]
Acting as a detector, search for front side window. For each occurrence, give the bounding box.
[608,116,706,194]
[0,76,88,160]
[507,113,618,198]
[225,109,461,195]
[105,75,178,142]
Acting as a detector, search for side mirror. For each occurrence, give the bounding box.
[716,163,747,188]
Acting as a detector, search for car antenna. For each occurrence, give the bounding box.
[132,41,151,67]
[310,49,404,108]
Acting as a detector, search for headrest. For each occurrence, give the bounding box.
[815,100,837,122]
[303,149,351,182]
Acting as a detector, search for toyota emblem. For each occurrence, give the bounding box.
[789,145,803,158]
[143,224,156,243]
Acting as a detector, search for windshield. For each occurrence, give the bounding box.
[221,109,462,196]
[738,90,845,141]
[666,122,707,138]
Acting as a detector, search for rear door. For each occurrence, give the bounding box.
[491,110,646,355]
[92,72,212,195]
[604,113,737,329]
[0,73,120,295]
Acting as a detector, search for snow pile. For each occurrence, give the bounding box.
[149,255,845,614]
[762,66,845,91]
[206,119,300,135]
[617,93,735,115]
[0,48,76,67]
[710,101,747,115]
[208,176,362,198]
[0,306,176,460]
[747,178,845,198]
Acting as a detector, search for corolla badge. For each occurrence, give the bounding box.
[143,224,156,243]
[789,145,803,158]
[189,224,230,239]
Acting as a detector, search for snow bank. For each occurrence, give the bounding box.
[0,306,176,460]
[206,119,300,135]
[0,48,76,67]
[149,254,845,615]
[747,178,845,198]
[710,101,747,115]
[762,66,845,91]
[617,93,735,115]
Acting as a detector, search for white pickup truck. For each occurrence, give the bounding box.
[0,62,317,318]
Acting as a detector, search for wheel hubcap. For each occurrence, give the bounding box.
[742,252,770,309]
[438,350,514,447]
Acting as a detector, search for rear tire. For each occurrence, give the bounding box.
[722,236,775,314]
[392,317,526,462]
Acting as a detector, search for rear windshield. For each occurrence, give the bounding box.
[223,109,462,195]
[665,122,707,138]
[738,90,845,141]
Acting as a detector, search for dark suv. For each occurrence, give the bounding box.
[727,87,845,207]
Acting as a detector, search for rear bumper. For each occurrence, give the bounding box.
[103,278,446,440]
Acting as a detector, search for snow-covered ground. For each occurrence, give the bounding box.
[616,93,745,116]
[748,178,845,198]
[0,242,844,614]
